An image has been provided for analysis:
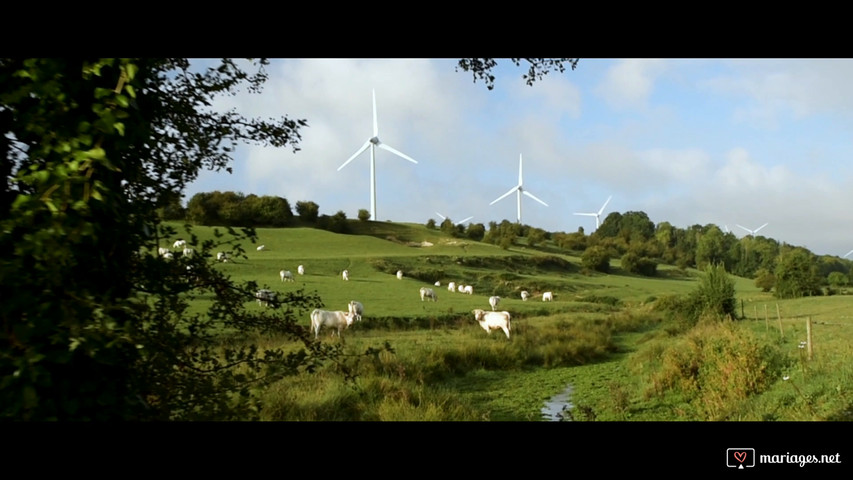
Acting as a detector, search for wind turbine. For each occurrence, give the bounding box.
[573,195,612,231]
[489,153,548,224]
[436,212,474,226]
[337,89,417,221]
[843,249,853,259]
[736,223,769,237]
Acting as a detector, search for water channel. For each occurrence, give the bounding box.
[540,384,574,421]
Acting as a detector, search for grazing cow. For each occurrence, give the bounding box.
[396,270,403,280]
[216,252,229,262]
[162,251,173,259]
[342,269,349,281]
[462,285,473,295]
[348,300,364,322]
[489,296,501,311]
[255,289,276,307]
[310,309,356,339]
[420,287,437,302]
[158,247,169,256]
[297,265,305,275]
[521,290,530,301]
[280,270,294,282]
[257,245,266,251]
[448,282,456,292]
[543,291,553,302]
[457,284,467,293]
[182,247,194,258]
[172,239,186,249]
[471,309,511,339]
[434,281,441,287]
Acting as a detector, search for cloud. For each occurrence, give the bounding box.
[596,59,667,110]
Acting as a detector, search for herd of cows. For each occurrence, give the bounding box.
[251,263,557,341]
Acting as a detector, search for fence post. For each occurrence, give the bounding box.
[776,303,783,338]
[764,304,769,332]
[806,317,813,361]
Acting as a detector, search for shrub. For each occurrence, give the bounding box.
[581,246,610,273]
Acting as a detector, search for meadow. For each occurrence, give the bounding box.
[163,221,853,421]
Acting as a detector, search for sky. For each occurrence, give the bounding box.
[184,59,853,258]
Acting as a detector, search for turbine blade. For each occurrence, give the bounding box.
[377,143,417,164]
[598,195,612,215]
[372,89,378,137]
[574,212,596,217]
[338,140,372,171]
[435,212,446,220]
[845,249,853,258]
[735,224,751,233]
[754,223,768,233]
[523,190,548,207]
[459,216,473,224]
[490,186,518,205]
[518,153,524,185]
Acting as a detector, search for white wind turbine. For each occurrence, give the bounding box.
[489,153,548,224]
[736,223,769,237]
[337,89,417,221]
[436,212,474,225]
[573,195,612,231]
[843,249,853,259]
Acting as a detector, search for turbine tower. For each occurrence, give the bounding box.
[736,223,769,237]
[573,195,612,231]
[338,89,417,221]
[489,153,548,224]
[436,212,474,226]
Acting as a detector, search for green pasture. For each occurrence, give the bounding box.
[159,221,853,421]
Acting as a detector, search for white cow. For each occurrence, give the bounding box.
[543,291,553,302]
[255,289,276,307]
[172,239,186,249]
[462,285,473,295]
[310,309,356,339]
[348,300,364,322]
[419,287,437,302]
[457,284,465,293]
[471,309,511,339]
[280,270,294,282]
[256,245,266,251]
[434,281,441,287]
[162,251,173,259]
[182,247,194,258]
[521,290,530,301]
[158,247,169,256]
[216,252,228,262]
[396,270,404,280]
[297,265,305,275]
[342,269,349,281]
[448,282,456,292]
[489,296,501,311]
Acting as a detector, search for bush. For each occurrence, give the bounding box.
[581,246,611,273]
[358,209,371,222]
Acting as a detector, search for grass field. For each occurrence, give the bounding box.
[161,221,853,421]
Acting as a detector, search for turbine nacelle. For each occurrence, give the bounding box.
[490,153,547,224]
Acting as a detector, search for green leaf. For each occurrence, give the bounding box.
[114,122,125,136]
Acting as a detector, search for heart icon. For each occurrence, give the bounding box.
[734,451,747,463]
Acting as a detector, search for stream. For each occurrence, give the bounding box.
[541,384,574,421]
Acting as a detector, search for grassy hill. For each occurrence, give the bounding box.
[160,220,853,421]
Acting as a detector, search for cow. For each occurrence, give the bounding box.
[420,287,437,302]
[342,269,349,281]
[489,296,500,311]
[397,270,404,280]
[448,282,456,292]
[471,309,511,339]
[280,270,294,282]
[255,289,276,307]
[310,309,356,339]
[348,300,364,322]
[297,265,305,275]
[543,291,553,302]
[521,290,530,301]
[462,285,473,295]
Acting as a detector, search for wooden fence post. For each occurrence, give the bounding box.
[776,303,783,338]
[806,317,813,361]
[764,304,769,332]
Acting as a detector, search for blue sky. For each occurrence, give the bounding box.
[185,59,853,258]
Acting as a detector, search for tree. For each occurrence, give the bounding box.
[774,248,823,299]
[455,59,579,90]
[690,263,737,320]
[357,209,370,222]
[295,200,320,223]
[754,268,776,292]
[0,58,348,420]
[582,245,611,273]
